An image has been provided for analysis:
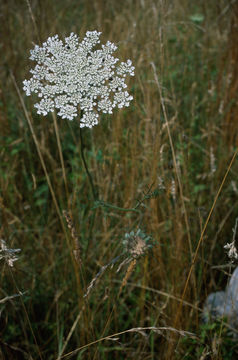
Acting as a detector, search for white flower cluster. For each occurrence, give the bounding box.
[224,241,238,261]
[0,239,21,267]
[23,31,135,128]
[224,218,238,262]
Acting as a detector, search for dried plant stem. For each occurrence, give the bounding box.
[61,326,196,359]
[25,0,41,44]
[63,210,81,264]
[56,305,85,360]
[113,280,202,312]
[151,62,198,337]
[151,62,193,258]
[172,147,238,352]
[92,257,138,359]
[119,258,137,295]
[9,268,43,360]
[0,292,27,304]
[91,257,137,360]
[96,200,141,214]
[79,126,98,201]
[52,112,69,200]
[11,72,81,288]
[11,72,64,232]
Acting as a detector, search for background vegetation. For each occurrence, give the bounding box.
[1,0,238,359]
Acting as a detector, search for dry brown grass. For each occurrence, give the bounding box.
[1,0,238,359]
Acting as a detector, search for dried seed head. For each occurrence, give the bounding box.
[0,239,21,267]
[123,229,152,258]
[224,218,238,262]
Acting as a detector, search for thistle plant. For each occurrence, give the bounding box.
[123,228,153,259]
[23,31,135,128]
[84,228,153,298]
[118,229,153,295]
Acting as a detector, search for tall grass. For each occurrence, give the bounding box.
[1,0,238,359]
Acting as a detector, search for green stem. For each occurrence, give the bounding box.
[79,125,98,201]
[95,200,141,214]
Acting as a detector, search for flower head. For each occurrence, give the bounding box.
[224,218,238,262]
[224,241,238,261]
[23,31,135,128]
[123,229,153,259]
[0,239,21,267]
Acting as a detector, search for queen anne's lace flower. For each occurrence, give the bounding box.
[23,31,135,128]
